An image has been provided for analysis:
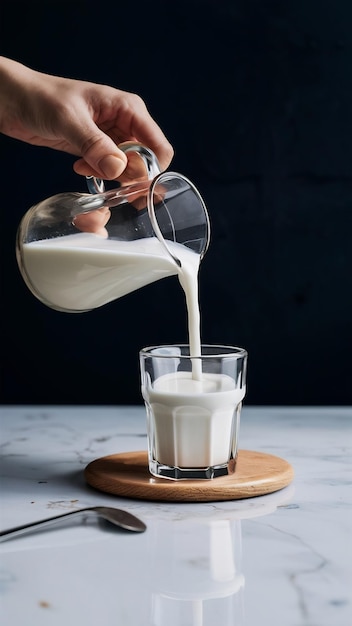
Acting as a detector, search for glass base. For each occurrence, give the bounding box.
[149,459,235,480]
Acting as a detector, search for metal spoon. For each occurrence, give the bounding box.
[0,506,146,542]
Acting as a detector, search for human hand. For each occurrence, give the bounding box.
[0,56,174,182]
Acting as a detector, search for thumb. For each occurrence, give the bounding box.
[69,121,128,179]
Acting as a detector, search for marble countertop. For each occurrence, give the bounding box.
[0,405,351,626]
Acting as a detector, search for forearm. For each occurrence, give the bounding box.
[0,56,70,145]
[0,57,35,134]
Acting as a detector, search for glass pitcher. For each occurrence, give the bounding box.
[16,143,210,313]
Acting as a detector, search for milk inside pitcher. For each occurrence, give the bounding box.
[16,143,210,313]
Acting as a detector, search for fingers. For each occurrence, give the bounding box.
[73,132,173,183]
[69,89,174,180]
[73,145,159,182]
[71,121,172,182]
[134,127,174,173]
[128,99,174,172]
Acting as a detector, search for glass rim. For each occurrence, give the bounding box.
[139,343,247,359]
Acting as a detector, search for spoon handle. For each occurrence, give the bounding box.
[0,508,95,542]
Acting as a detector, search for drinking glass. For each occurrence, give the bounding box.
[140,344,248,480]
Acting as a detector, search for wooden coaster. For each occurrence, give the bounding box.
[84,450,294,502]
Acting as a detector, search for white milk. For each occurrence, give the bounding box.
[23,233,202,375]
[145,371,245,468]
[23,234,181,310]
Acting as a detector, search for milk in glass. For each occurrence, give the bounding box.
[147,372,245,468]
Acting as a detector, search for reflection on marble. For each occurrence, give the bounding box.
[0,406,351,625]
[148,518,244,626]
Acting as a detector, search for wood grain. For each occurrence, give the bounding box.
[84,450,294,502]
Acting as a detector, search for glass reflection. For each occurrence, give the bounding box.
[148,517,244,626]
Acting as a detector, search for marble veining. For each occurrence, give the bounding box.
[0,405,351,626]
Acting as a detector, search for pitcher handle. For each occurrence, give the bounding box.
[86,142,161,195]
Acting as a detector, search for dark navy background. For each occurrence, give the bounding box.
[1,0,352,405]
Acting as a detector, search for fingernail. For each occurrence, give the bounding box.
[98,155,123,179]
